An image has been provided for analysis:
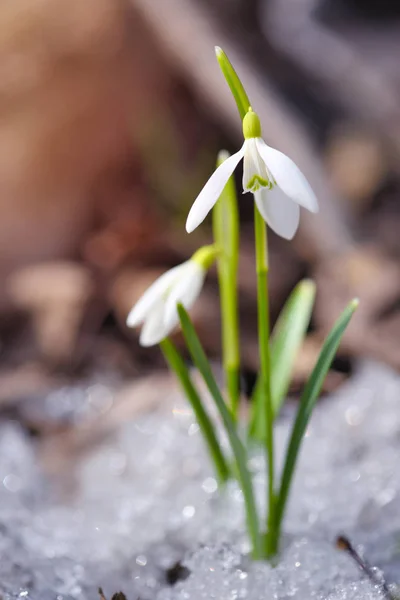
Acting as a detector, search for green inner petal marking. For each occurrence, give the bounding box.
[246,174,271,193]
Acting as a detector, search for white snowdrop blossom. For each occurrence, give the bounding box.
[186,109,319,239]
[126,246,217,347]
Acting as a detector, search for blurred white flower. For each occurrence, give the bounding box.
[127,246,217,347]
[186,109,319,240]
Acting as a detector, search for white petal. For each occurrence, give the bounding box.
[256,139,319,213]
[164,262,205,330]
[242,139,270,193]
[254,188,300,240]
[139,300,171,347]
[186,146,245,233]
[126,264,183,327]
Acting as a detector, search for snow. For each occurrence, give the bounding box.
[0,362,399,600]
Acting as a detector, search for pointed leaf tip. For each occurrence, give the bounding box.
[298,279,316,293]
[214,48,251,120]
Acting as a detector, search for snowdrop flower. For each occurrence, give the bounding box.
[186,108,318,239]
[126,246,217,347]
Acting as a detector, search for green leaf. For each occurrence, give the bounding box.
[177,304,262,559]
[215,47,251,120]
[270,279,316,417]
[160,338,230,484]
[249,280,316,441]
[274,298,359,533]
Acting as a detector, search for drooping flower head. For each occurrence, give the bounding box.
[186,108,319,239]
[126,245,217,347]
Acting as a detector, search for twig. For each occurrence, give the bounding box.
[336,535,394,600]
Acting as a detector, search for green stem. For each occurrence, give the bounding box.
[177,305,262,560]
[160,338,230,484]
[226,365,240,418]
[248,376,266,443]
[254,203,276,557]
[213,150,240,419]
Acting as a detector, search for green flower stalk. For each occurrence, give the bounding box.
[250,279,317,442]
[212,150,240,419]
[253,204,276,557]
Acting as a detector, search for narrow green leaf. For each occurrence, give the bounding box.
[213,150,240,418]
[249,280,316,441]
[271,280,316,416]
[275,299,359,533]
[215,47,251,120]
[177,304,262,559]
[160,338,230,484]
[248,376,264,442]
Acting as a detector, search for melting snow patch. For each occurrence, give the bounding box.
[0,362,399,600]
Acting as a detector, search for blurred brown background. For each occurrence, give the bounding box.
[1,0,400,426]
